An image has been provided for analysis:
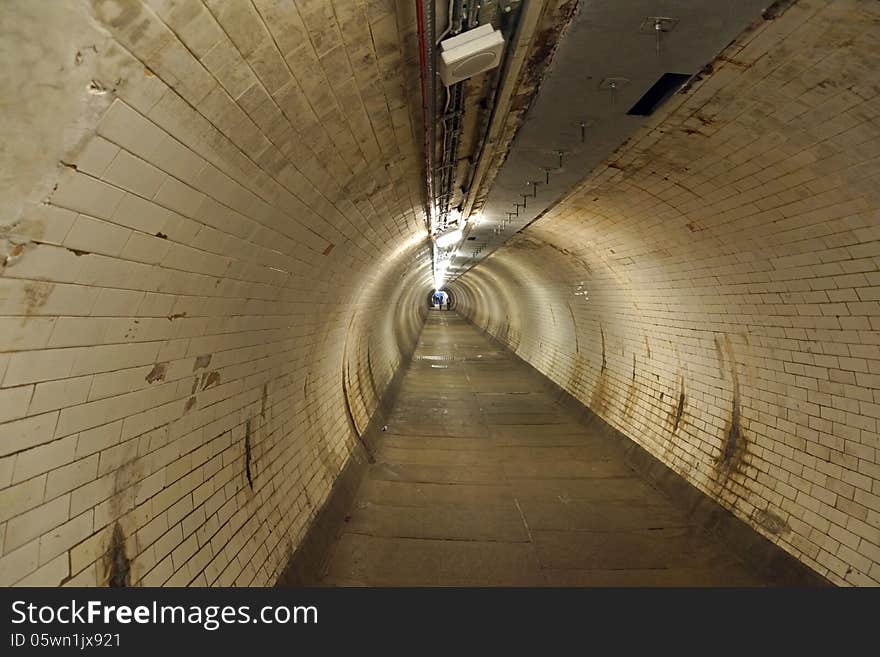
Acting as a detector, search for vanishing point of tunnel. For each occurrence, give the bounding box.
[0,0,878,588]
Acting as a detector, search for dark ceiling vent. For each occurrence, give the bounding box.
[627,73,692,116]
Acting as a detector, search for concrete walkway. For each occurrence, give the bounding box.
[318,312,770,586]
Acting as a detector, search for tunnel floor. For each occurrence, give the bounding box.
[317,312,774,586]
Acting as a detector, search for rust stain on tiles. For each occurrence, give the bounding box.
[105,522,130,587]
[145,362,166,383]
[23,282,53,316]
[202,371,221,389]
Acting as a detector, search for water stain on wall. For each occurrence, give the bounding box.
[244,419,254,490]
[365,345,379,406]
[23,282,53,316]
[565,302,579,353]
[622,353,639,420]
[105,522,130,587]
[565,353,586,393]
[672,386,686,433]
[714,334,747,485]
[589,332,611,418]
[340,313,375,465]
[102,440,143,585]
[303,371,325,476]
[340,361,357,431]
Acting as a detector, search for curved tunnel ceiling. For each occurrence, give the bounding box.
[449,0,773,281]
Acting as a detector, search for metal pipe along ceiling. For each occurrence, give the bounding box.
[416,0,436,233]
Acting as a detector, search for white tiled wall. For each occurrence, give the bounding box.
[454,0,880,586]
[1,0,430,586]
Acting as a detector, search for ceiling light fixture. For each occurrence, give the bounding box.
[599,77,630,110]
[439,24,505,86]
[640,16,678,55]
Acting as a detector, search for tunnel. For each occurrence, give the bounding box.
[0,0,877,590]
